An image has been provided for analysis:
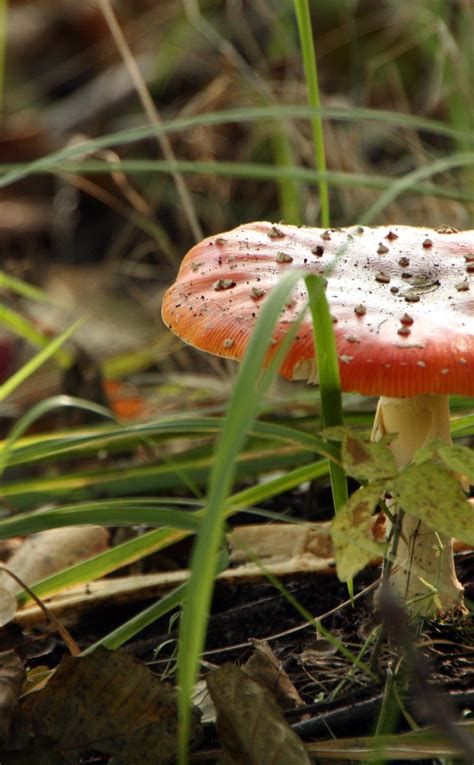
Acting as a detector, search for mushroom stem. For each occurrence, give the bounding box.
[372,394,464,616]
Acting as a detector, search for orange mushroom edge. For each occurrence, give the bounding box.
[161,222,474,398]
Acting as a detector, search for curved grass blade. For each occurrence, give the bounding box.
[0,442,314,511]
[360,152,474,224]
[450,413,474,437]
[31,159,474,204]
[0,304,71,368]
[0,317,85,401]
[14,458,329,608]
[0,394,118,475]
[0,272,56,304]
[3,415,338,468]
[83,582,187,653]
[176,270,313,762]
[0,499,202,538]
[0,105,472,188]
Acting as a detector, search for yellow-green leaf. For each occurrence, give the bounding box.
[330,483,386,581]
[391,462,474,544]
[341,433,397,482]
[438,444,474,483]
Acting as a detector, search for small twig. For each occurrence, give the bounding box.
[98,0,203,242]
[0,566,81,657]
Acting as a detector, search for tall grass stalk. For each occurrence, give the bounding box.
[306,275,347,511]
[176,266,343,761]
[176,270,308,763]
[293,0,330,227]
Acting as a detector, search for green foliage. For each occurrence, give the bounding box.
[1,6,473,762]
[389,462,474,545]
[328,431,474,582]
[331,483,387,581]
[0,319,84,401]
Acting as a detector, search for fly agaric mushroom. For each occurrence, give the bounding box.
[162,222,474,616]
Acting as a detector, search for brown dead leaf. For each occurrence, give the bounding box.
[0,649,25,742]
[242,640,304,712]
[207,663,312,765]
[13,647,201,763]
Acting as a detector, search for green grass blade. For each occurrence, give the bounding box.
[0,271,56,304]
[293,0,329,227]
[33,159,474,204]
[360,152,474,223]
[14,457,330,609]
[0,499,201,538]
[271,132,301,224]
[0,442,312,510]
[0,106,471,188]
[3,415,338,468]
[14,526,183,608]
[0,304,71,368]
[305,274,347,512]
[0,394,118,475]
[0,317,85,401]
[451,413,474,437]
[177,270,308,763]
[83,583,187,653]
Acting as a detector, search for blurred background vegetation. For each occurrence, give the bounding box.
[1,0,473,417]
[0,5,473,746]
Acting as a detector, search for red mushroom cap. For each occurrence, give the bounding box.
[161,222,474,397]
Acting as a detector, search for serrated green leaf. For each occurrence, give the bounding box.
[391,462,474,544]
[341,433,398,482]
[413,438,447,465]
[438,444,474,482]
[330,483,386,581]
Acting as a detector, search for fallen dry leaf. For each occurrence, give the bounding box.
[9,647,201,763]
[243,639,305,712]
[207,663,312,765]
[0,649,25,743]
[0,526,109,593]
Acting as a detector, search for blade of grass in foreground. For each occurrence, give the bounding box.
[176,269,309,763]
[3,414,338,468]
[306,274,347,512]
[293,0,329,227]
[14,457,330,609]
